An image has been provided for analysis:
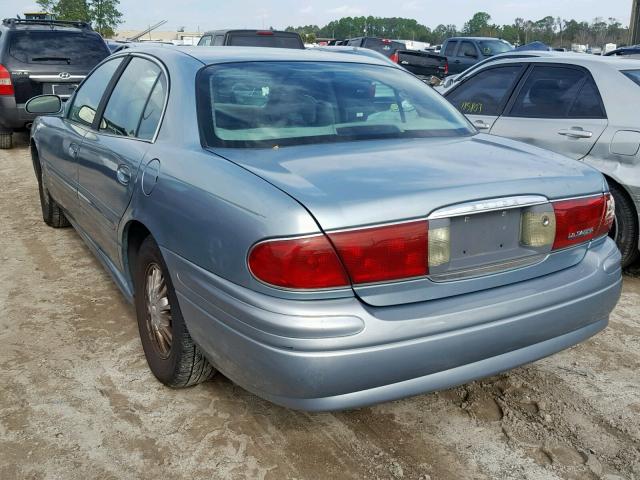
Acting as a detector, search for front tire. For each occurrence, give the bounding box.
[134,236,215,388]
[609,183,639,268]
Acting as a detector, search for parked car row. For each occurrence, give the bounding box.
[440,52,640,267]
[0,18,110,148]
[0,16,629,411]
[27,41,622,411]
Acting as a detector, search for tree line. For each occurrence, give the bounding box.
[35,0,122,37]
[286,12,630,48]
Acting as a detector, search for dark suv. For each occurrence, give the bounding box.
[197,29,304,49]
[0,18,110,148]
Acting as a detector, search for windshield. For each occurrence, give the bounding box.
[478,40,513,57]
[9,31,109,66]
[198,61,473,148]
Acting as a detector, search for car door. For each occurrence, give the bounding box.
[42,57,125,216]
[75,55,168,262]
[445,64,526,132]
[490,64,608,160]
[443,40,460,73]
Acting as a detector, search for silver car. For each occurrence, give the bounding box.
[444,53,640,266]
[27,47,621,411]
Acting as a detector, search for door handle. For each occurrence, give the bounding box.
[68,143,79,158]
[558,128,593,139]
[474,120,491,130]
[116,165,131,185]
[454,60,461,64]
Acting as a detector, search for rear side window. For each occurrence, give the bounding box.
[68,57,123,127]
[8,31,109,67]
[444,41,458,56]
[213,35,224,46]
[446,65,524,116]
[226,33,302,48]
[568,77,606,118]
[137,75,168,140]
[623,70,640,86]
[100,58,164,139]
[508,66,605,119]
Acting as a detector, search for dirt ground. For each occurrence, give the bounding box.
[1,132,639,480]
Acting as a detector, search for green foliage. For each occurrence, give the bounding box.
[53,0,90,22]
[88,0,123,37]
[287,12,630,48]
[38,0,123,37]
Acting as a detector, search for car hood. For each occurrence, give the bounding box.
[212,134,605,231]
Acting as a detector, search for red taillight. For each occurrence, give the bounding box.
[248,235,349,289]
[552,195,608,250]
[444,61,449,75]
[249,220,429,289]
[329,221,428,284]
[0,64,14,96]
[389,52,399,63]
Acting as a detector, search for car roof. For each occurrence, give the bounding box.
[481,52,640,70]
[446,37,508,42]
[202,29,297,36]
[135,45,395,67]
[0,18,94,33]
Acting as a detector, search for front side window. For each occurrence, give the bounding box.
[198,36,212,46]
[197,61,473,148]
[446,65,523,116]
[100,57,164,138]
[68,57,123,127]
[508,66,603,118]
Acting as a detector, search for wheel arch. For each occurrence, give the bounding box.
[122,219,154,289]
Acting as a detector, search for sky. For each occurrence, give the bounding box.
[4,0,633,32]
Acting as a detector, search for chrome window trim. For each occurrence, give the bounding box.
[66,52,170,144]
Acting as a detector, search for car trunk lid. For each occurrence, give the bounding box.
[213,134,606,306]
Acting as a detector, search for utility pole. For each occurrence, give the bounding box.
[631,0,640,45]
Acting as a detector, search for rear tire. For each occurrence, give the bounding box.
[37,166,70,228]
[134,236,215,388]
[0,132,12,149]
[609,183,639,268]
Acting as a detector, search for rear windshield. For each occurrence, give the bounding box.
[478,40,513,56]
[362,39,406,56]
[8,31,109,66]
[622,70,640,86]
[226,33,303,48]
[197,61,473,148]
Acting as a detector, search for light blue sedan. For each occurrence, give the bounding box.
[27,46,622,411]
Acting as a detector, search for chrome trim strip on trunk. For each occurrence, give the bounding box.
[28,75,85,81]
[428,195,549,219]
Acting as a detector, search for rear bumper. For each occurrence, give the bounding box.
[0,96,36,130]
[163,238,622,411]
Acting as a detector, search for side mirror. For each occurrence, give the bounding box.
[26,95,62,115]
